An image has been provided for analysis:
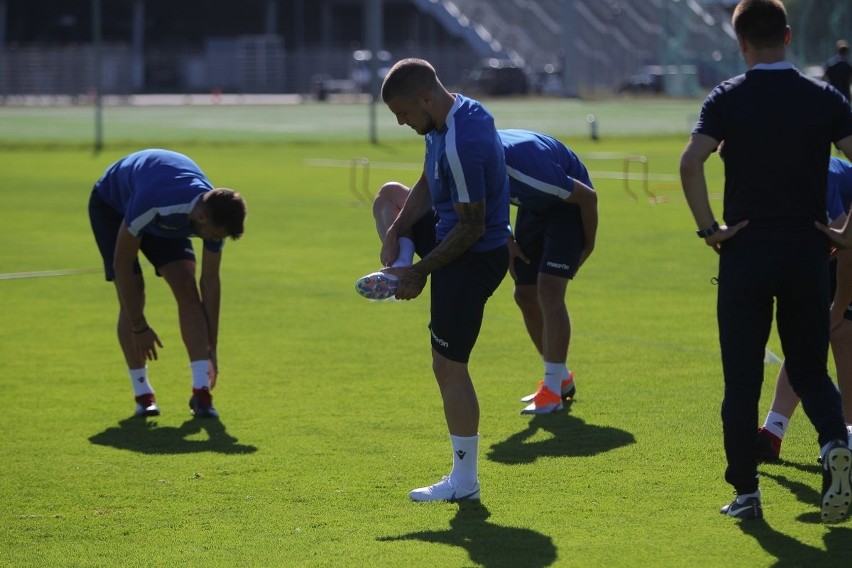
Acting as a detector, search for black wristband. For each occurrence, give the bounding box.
[132,326,150,334]
[696,221,720,238]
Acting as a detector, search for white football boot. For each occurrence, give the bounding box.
[355,271,399,300]
[409,476,480,502]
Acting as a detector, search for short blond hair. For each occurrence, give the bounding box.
[381,58,439,103]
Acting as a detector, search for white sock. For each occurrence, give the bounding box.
[736,489,761,503]
[190,360,210,390]
[543,361,566,394]
[449,434,479,489]
[129,367,154,396]
[391,237,415,268]
[846,424,852,447]
[762,411,789,440]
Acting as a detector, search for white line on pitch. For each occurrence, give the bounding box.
[305,159,679,181]
[304,158,421,170]
[0,268,100,280]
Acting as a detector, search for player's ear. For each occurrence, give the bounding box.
[418,90,433,109]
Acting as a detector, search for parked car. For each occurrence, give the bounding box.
[533,65,563,96]
[617,65,665,94]
[462,59,529,96]
[351,49,392,93]
[310,73,357,101]
[617,64,702,96]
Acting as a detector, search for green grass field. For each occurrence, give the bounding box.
[1,100,850,567]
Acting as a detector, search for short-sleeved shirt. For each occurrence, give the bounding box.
[827,158,852,318]
[829,156,852,213]
[826,179,844,224]
[424,94,510,252]
[694,62,852,232]
[94,149,222,252]
[499,129,593,209]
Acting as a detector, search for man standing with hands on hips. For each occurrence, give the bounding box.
[679,0,852,522]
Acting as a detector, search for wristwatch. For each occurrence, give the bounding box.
[696,221,720,238]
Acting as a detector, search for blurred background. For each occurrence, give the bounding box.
[0,0,849,104]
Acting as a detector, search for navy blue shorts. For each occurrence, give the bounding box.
[411,211,439,258]
[88,188,196,281]
[409,211,509,363]
[513,202,584,285]
[429,245,509,363]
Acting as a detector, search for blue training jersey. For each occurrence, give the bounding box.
[424,94,510,252]
[829,156,852,215]
[94,149,222,252]
[499,129,593,209]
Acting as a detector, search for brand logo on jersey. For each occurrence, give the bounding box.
[546,261,571,271]
[433,162,440,180]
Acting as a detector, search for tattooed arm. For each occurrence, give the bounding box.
[392,200,486,300]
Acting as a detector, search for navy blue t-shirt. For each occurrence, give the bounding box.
[824,54,852,102]
[694,63,852,229]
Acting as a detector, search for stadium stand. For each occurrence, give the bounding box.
[412,0,739,97]
[0,0,847,100]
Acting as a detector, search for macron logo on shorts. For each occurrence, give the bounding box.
[431,328,449,348]
[546,261,571,271]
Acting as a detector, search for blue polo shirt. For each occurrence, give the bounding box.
[424,94,510,252]
[499,129,593,209]
[94,149,222,252]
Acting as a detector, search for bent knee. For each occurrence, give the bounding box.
[373,182,408,209]
[513,285,539,309]
[159,261,199,299]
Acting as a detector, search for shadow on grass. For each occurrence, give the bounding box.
[769,457,821,476]
[486,402,635,464]
[759,470,824,522]
[377,501,557,567]
[741,469,852,564]
[738,519,852,567]
[89,416,257,455]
